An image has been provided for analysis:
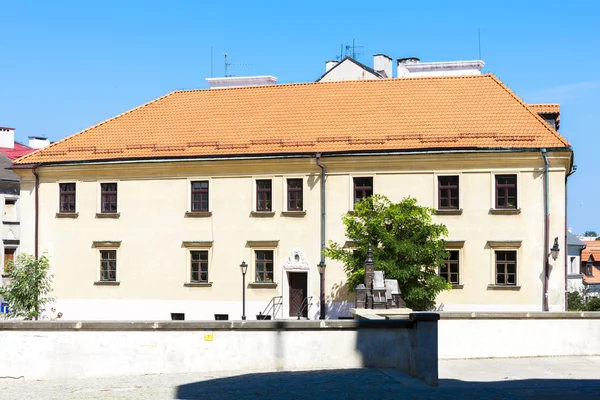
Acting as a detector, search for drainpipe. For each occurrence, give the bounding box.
[541,149,549,312]
[316,153,326,319]
[564,160,577,310]
[32,165,40,259]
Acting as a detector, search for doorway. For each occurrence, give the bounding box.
[288,272,308,318]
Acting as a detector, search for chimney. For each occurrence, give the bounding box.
[373,54,392,78]
[0,127,15,149]
[397,57,420,78]
[325,60,338,72]
[28,136,50,149]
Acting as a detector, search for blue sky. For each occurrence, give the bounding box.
[1,1,598,233]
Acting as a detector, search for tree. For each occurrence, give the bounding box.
[325,195,451,311]
[0,253,53,320]
[567,288,600,311]
[584,231,598,237]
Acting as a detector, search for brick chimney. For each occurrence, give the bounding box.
[0,127,15,149]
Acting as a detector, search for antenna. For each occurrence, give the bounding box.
[223,53,251,77]
[478,28,482,60]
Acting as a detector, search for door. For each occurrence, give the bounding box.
[288,272,308,318]
[3,249,14,273]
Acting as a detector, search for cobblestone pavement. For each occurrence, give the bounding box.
[1,357,599,399]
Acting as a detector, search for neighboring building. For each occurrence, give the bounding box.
[12,75,572,320]
[567,231,586,292]
[317,54,484,82]
[0,127,48,285]
[581,242,600,296]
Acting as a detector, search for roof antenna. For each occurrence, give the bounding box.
[223,53,251,77]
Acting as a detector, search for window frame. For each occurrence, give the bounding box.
[99,249,117,282]
[190,181,210,212]
[438,175,459,210]
[254,249,275,283]
[353,176,373,206]
[59,182,77,213]
[495,250,518,286]
[286,178,303,211]
[190,250,209,283]
[494,174,518,210]
[256,179,273,212]
[100,182,118,214]
[440,250,460,285]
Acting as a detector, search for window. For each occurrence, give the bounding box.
[191,181,209,212]
[190,250,209,282]
[59,183,76,213]
[255,250,274,282]
[287,179,303,211]
[100,183,118,213]
[353,177,373,204]
[495,251,517,285]
[438,176,459,209]
[256,180,272,211]
[100,250,117,281]
[440,250,460,284]
[495,175,517,209]
[3,248,14,273]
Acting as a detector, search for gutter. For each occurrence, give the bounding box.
[315,153,326,265]
[564,160,577,310]
[32,165,40,259]
[541,149,550,312]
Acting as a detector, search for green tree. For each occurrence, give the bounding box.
[568,290,585,311]
[584,231,598,237]
[325,195,451,311]
[0,253,54,320]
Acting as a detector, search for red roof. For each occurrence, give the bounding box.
[0,142,35,161]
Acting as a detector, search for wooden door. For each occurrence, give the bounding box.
[288,272,308,318]
[4,249,15,273]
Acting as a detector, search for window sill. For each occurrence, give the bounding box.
[281,211,306,217]
[56,212,79,218]
[250,211,275,218]
[248,282,278,288]
[184,282,213,287]
[1,274,10,278]
[451,284,464,289]
[435,209,463,215]
[489,208,521,215]
[487,284,521,291]
[94,280,120,286]
[96,212,120,219]
[185,211,212,218]
[2,220,19,225]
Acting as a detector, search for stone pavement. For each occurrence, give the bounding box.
[1,357,599,399]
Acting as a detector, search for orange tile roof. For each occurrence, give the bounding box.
[529,104,560,130]
[582,243,600,263]
[14,74,570,165]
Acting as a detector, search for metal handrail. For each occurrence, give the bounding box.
[296,296,313,320]
[260,295,283,319]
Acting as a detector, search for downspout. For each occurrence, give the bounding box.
[564,159,577,310]
[315,153,326,264]
[32,165,40,259]
[541,149,549,312]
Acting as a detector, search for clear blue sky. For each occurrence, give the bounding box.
[1,1,598,233]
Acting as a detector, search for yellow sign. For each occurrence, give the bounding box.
[204,331,213,341]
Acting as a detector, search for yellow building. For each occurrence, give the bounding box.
[11,75,572,319]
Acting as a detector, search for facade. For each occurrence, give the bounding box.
[12,75,573,320]
[0,127,48,286]
[566,231,586,292]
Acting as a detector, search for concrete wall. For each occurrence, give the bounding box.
[14,151,570,319]
[438,312,600,359]
[0,315,439,386]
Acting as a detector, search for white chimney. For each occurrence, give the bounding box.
[0,127,15,149]
[397,57,420,78]
[373,54,392,78]
[206,75,277,89]
[28,136,50,149]
[325,60,338,72]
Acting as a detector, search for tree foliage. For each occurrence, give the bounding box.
[324,195,451,311]
[568,288,600,311]
[0,253,54,320]
[584,231,598,237]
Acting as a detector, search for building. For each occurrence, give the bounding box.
[12,75,572,320]
[581,242,600,295]
[0,127,48,285]
[567,230,586,292]
[317,54,485,82]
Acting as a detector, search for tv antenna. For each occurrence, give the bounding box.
[224,53,251,77]
[337,39,363,61]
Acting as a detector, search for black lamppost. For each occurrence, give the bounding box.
[550,237,560,261]
[240,261,248,320]
[318,261,326,320]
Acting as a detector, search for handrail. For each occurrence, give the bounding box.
[260,296,283,319]
[296,296,313,320]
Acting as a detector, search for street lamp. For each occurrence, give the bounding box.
[550,237,560,261]
[317,261,326,320]
[240,261,248,320]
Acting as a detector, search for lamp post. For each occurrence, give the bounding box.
[317,261,326,320]
[550,237,560,261]
[240,261,248,320]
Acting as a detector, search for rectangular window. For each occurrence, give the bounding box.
[3,248,15,273]
[256,180,272,211]
[191,181,209,212]
[59,183,76,213]
[353,177,373,204]
[287,179,303,211]
[440,250,460,284]
[100,250,117,282]
[190,250,209,282]
[100,183,118,213]
[255,250,274,282]
[495,175,517,209]
[495,251,517,285]
[438,176,459,210]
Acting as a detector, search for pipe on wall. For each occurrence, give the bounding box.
[541,149,549,312]
[31,165,40,259]
[564,161,577,310]
[315,153,326,264]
